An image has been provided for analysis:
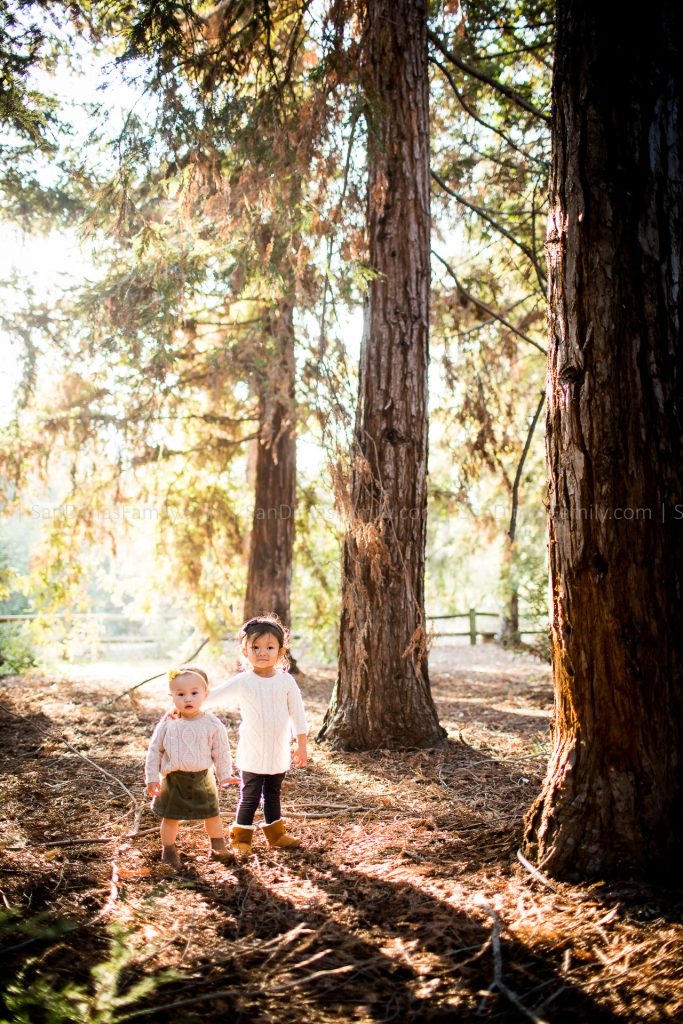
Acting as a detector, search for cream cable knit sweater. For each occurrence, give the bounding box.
[144,713,233,785]
[203,671,308,775]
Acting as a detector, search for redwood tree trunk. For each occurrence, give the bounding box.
[318,0,445,749]
[524,0,683,879]
[243,300,296,633]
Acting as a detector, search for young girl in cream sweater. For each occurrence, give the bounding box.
[145,666,239,870]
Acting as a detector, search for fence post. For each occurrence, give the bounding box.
[469,608,477,646]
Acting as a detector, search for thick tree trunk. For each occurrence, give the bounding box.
[318,0,445,749]
[524,0,683,879]
[243,300,296,635]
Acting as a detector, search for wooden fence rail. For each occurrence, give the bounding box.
[1,609,548,647]
[426,610,547,644]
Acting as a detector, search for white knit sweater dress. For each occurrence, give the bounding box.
[203,671,308,775]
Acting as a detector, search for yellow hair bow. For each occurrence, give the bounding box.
[168,668,208,685]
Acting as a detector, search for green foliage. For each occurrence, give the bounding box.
[0,0,356,645]
[0,528,36,673]
[426,483,500,615]
[0,1,53,146]
[0,906,76,945]
[427,0,552,631]
[0,0,556,652]
[508,515,548,622]
[0,914,177,1024]
[0,621,36,674]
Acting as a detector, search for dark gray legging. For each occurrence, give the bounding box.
[235,771,286,825]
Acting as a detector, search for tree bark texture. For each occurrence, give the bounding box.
[524,0,683,879]
[243,299,296,632]
[318,0,445,749]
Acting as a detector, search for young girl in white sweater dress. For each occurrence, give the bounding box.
[203,616,308,855]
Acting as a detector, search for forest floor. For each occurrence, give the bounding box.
[1,644,682,1023]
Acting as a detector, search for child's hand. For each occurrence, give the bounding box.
[162,708,180,721]
[292,733,308,768]
[146,781,161,797]
[220,776,241,788]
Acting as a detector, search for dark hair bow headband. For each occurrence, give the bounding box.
[241,617,285,643]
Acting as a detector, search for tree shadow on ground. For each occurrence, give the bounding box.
[301,741,539,870]
[168,846,624,1024]
[3,679,682,1024]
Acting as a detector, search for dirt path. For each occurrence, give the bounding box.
[1,646,681,1023]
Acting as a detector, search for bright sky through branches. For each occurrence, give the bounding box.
[0,22,143,426]
[0,227,91,425]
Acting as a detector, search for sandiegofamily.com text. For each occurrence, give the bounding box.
[26,501,683,525]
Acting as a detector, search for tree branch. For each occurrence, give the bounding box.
[431,171,547,286]
[509,390,545,542]
[430,57,547,168]
[130,434,258,467]
[112,635,211,703]
[427,28,551,125]
[432,249,547,356]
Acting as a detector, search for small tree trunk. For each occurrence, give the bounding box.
[501,583,520,646]
[243,300,296,644]
[523,0,683,879]
[501,390,545,647]
[318,0,445,750]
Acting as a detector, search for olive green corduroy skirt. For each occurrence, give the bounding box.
[152,769,219,820]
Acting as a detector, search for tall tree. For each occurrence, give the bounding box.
[113,3,316,637]
[243,295,297,627]
[524,0,683,878]
[1,3,324,637]
[319,0,445,749]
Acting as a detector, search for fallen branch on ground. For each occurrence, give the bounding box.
[117,965,357,1021]
[517,848,558,892]
[59,736,139,807]
[0,701,139,814]
[4,828,158,851]
[475,893,549,1024]
[285,806,371,819]
[90,859,120,924]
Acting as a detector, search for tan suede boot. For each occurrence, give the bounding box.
[262,819,300,849]
[230,824,254,856]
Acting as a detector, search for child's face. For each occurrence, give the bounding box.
[243,632,284,675]
[169,673,208,717]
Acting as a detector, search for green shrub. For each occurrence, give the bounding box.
[1,913,177,1024]
[0,622,37,675]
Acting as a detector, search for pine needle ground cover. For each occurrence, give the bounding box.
[1,647,681,1023]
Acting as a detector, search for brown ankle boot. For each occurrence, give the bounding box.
[262,819,300,849]
[230,824,254,856]
[209,837,234,864]
[161,843,182,871]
